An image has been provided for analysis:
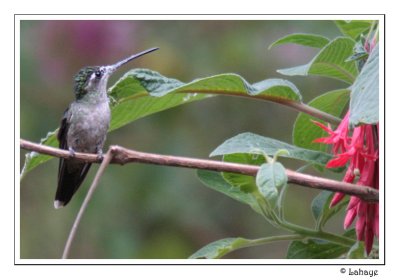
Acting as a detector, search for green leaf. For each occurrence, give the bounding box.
[311,191,349,230]
[109,68,183,98]
[20,131,58,177]
[347,241,366,259]
[108,69,195,130]
[256,162,287,208]
[269,33,330,49]
[250,78,302,101]
[211,132,332,167]
[21,69,303,177]
[311,191,332,221]
[197,170,262,215]
[293,89,350,153]
[152,74,303,102]
[349,45,379,127]
[335,20,373,39]
[287,239,349,259]
[344,228,357,239]
[189,237,249,259]
[222,153,264,193]
[278,37,358,84]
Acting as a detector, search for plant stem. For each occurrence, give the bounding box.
[224,234,305,258]
[255,194,355,247]
[62,148,114,259]
[180,89,342,125]
[287,101,342,124]
[282,221,355,247]
[244,234,305,247]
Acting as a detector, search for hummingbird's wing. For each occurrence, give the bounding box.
[55,107,91,208]
[57,107,70,150]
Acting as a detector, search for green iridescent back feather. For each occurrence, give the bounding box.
[73,66,99,99]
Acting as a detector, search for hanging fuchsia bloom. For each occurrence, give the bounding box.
[313,112,351,155]
[313,112,379,255]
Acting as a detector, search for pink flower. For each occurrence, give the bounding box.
[313,112,379,255]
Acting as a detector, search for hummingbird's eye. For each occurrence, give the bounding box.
[95,70,102,78]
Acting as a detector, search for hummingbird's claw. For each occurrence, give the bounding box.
[97,150,104,161]
[68,147,76,158]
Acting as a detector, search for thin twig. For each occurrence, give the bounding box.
[62,148,114,259]
[20,139,379,202]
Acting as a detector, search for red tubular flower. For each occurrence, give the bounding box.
[313,112,379,255]
[313,112,351,155]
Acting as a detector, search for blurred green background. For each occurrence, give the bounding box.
[20,20,349,259]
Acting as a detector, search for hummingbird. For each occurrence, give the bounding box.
[55,47,159,209]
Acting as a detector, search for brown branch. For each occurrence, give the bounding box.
[20,139,379,202]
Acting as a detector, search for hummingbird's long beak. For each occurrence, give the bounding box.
[107,47,159,74]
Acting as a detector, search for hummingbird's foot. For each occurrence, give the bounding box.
[68,147,76,158]
[96,150,104,161]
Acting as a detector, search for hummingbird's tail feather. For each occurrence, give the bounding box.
[55,160,92,208]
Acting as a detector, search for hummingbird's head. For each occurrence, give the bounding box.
[73,47,159,100]
[73,66,112,100]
